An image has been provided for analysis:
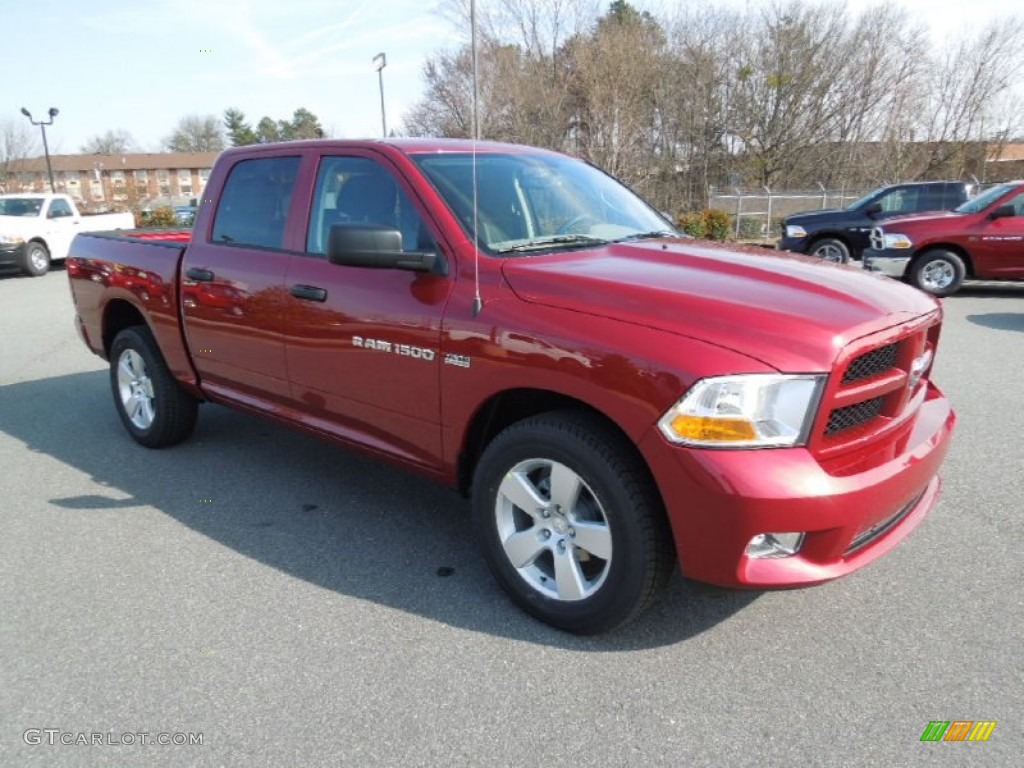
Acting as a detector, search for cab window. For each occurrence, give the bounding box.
[212,156,299,249]
[48,198,74,218]
[306,156,433,256]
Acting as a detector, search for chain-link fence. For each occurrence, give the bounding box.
[708,187,873,239]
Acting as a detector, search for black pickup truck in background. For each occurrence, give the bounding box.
[777,181,972,263]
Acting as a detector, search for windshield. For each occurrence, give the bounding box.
[0,197,44,217]
[411,152,675,254]
[845,190,879,211]
[954,183,1013,214]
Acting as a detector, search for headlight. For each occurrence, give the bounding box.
[0,234,25,245]
[785,225,807,239]
[658,374,825,448]
[882,233,913,249]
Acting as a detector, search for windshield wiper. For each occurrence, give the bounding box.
[495,234,609,253]
[613,230,680,242]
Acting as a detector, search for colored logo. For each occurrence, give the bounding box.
[920,721,996,742]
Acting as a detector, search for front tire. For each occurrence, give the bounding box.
[110,326,198,448]
[910,249,965,297]
[21,241,50,276]
[472,411,674,634]
[810,237,850,264]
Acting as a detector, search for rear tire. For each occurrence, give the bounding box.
[810,237,850,264]
[910,249,965,297]
[471,411,674,634]
[20,241,50,277]
[110,326,198,448]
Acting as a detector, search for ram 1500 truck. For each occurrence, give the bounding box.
[778,181,971,263]
[67,139,955,634]
[0,193,134,276]
[863,180,1024,296]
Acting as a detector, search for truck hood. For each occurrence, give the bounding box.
[873,210,964,230]
[0,216,41,236]
[501,239,938,372]
[785,208,850,225]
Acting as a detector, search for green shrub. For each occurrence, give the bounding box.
[138,206,179,228]
[677,211,707,239]
[736,216,763,239]
[702,208,732,240]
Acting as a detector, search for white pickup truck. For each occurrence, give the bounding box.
[0,193,134,276]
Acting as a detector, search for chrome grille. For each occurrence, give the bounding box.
[826,397,884,435]
[842,343,898,384]
[870,227,884,250]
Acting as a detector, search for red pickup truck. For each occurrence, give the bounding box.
[863,180,1024,295]
[67,139,955,633]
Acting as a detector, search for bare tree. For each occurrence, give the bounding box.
[163,115,225,153]
[1,118,39,192]
[408,0,1024,215]
[81,129,136,155]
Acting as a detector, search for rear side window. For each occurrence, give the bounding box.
[212,156,299,249]
[49,198,74,218]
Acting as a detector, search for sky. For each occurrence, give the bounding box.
[2,0,1017,156]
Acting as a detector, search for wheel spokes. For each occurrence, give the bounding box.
[571,520,612,560]
[553,547,587,601]
[548,462,583,514]
[502,529,547,568]
[500,470,546,518]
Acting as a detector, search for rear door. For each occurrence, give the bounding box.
[282,151,453,468]
[181,155,301,405]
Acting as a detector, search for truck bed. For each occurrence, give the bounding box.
[67,230,194,383]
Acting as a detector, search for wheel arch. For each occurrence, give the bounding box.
[456,388,657,502]
[807,232,850,250]
[101,298,149,357]
[910,244,975,277]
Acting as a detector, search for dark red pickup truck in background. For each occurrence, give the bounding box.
[67,139,955,633]
[863,181,1024,295]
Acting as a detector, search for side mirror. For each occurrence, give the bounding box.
[987,204,1016,220]
[864,202,883,216]
[327,224,445,275]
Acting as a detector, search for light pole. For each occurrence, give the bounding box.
[21,107,59,193]
[373,52,387,137]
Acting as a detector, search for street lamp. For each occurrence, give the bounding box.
[372,52,387,137]
[21,106,59,193]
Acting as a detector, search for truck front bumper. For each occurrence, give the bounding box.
[638,382,955,588]
[862,248,911,278]
[0,242,25,267]
[776,236,808,254]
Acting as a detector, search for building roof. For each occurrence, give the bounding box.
[987,142,1024,163]
[8,152,220,173]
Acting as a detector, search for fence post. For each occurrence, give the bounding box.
[818,182,827,209]
[764,185,772,238]
[734,188,742,237]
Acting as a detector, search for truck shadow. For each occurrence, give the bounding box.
[966,313,1023,332]
[0,370,759,650]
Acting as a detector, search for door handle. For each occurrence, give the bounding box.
[290,284,327,302]
[186,267,215,282]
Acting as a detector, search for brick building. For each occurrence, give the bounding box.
[1,152,219,210]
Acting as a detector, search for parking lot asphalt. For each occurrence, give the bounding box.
[0,265,1021,767]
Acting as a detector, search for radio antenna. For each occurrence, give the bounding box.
[470,0,483,317]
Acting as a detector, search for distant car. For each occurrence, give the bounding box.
[174,205,197,226]
[863,180,1024,296]
[777,181,973,263]
[0,192,134,276]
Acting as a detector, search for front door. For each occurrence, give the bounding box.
[971,188,1024,279]
[283,152,453,468]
